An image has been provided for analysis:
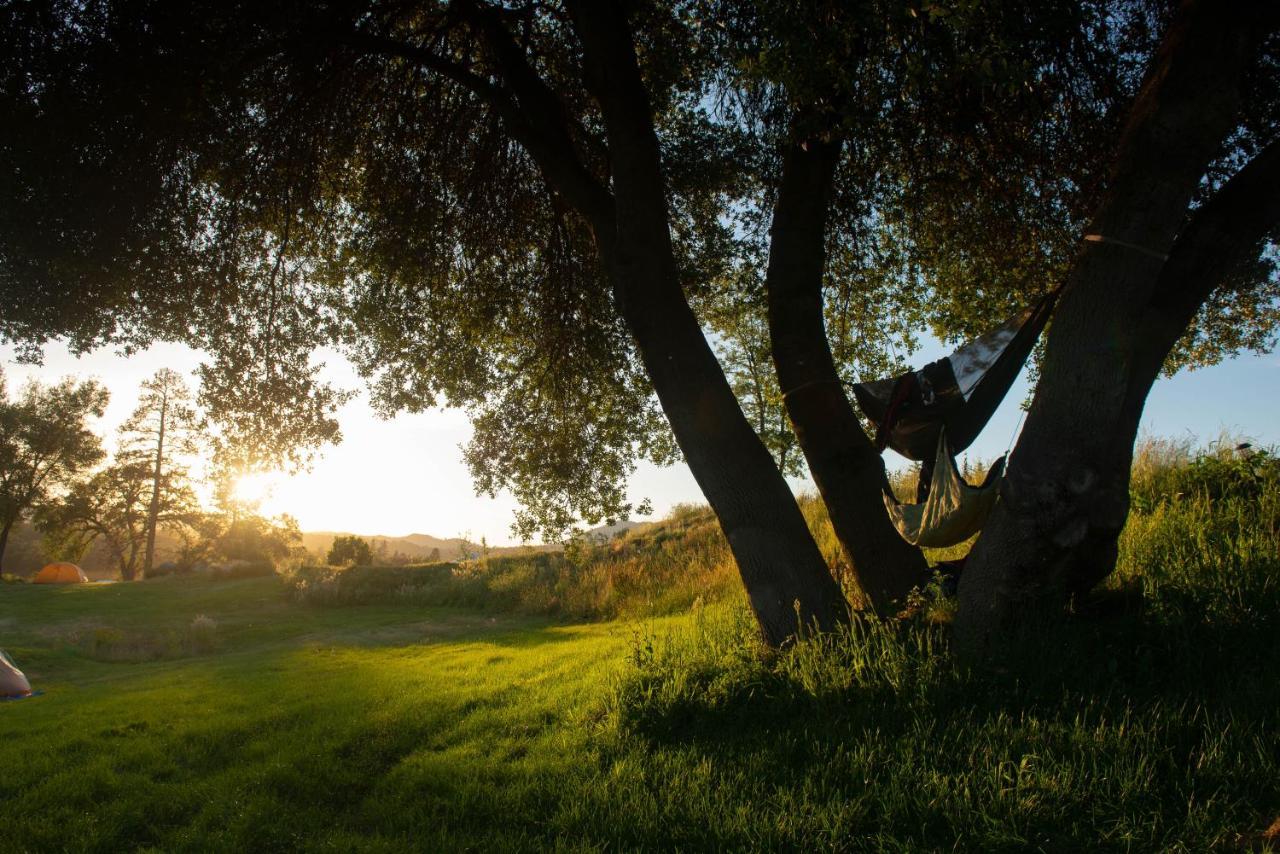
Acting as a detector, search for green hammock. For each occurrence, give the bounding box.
[883,432,1006,549]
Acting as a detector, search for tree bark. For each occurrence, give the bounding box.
[765,134,930,610]
[1061,139,1280,596]
[143,391,168,577]
[564,0,849,644]
[0,519,13,575]
[954,0,1269,648]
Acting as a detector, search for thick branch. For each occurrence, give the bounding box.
[1087,0,1272,256]
[1146,139,1280,337]
[765,130,929,609]
[347,27,614,230]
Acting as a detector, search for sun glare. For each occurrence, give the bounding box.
[231,471,279,507]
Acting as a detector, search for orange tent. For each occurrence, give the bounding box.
[33,562,88,584]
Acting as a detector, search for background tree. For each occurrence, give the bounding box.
[38,455,204,580]
[327,535,373,568]
[211,512,303,569]
[117,368,202,577]
[0,370,108,571]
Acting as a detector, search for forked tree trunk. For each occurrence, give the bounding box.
[954,0,1268,648]
[567,0,849,644]
[765,134,929,610]
[1062,141,1280,597]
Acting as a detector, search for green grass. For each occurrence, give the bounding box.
[0,442,1277,850]
[0,578,653,851]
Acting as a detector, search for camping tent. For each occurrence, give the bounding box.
[33,562,88,584]
[0,651,32,698]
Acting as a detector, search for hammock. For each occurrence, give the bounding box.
[852,291,1057,462]
[884,432,1006,549]
[856,290,1057,547]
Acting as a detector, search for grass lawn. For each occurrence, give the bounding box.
[0,577,654,851]
[2,490,1278,854]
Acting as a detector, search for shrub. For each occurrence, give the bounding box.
[1130,437,1277,512]
[188,615,219,653]
[212,560,277,580]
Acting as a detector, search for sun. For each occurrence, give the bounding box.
[230,471,279,507]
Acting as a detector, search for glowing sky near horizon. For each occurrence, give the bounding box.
[3,336,1277,546]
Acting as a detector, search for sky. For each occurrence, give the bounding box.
[3,333,1277,546]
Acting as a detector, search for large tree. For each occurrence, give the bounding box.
[705,0,1277,623]
[0,370,108,571]
[0,0,848,642]
[117,368,202,577]
[38,454,203,580]
[954,0,1280,644]
[2,0,1276,641]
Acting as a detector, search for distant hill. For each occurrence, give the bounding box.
[300,520,648,563]
[583,519,645,542]
[299,531,558,563]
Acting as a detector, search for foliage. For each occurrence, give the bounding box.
[326,534,374,567]
[4,0,1273,546]
[0,370,107,567]
[210,512,303,570]
[1130,437,1280,513]
[37,456,205,581]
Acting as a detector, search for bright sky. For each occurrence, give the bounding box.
[3,335,1277,545]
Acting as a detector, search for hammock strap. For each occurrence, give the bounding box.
[779,378,843,400]
[1082,233,1169,262]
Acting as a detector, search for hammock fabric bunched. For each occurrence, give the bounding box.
[852,291,1058,463]
[883,432,1005,549]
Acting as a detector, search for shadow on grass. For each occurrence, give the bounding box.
[603,594,1280,850]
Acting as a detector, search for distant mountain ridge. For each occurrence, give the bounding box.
[298,531,558,561]
[300,520,646,562]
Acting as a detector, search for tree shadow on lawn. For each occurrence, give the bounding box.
[607,598,1280,847]
[624,604,1278,746]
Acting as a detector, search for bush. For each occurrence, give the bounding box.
[1130,437,1277,512]
[211,560,277,581]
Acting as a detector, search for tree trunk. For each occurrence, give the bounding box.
[1060,139,1280,597]
[0,518,13,576]
[954,0,1267,649]
[765,134,930,611]
[143,392,168,577]
[567,0,849,644]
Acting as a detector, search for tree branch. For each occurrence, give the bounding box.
[453,0,616,230]
[348,12,615,234]
[1147,139,1280,331]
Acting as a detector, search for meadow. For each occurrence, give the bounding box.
[0,441,1277,851]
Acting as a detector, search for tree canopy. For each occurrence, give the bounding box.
[0,369,108,570]
[2,0,1276,640]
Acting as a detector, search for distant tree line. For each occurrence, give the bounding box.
[0,367,302,580]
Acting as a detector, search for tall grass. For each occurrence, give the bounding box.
[597,440,1280,849]
[286,504,740,620]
